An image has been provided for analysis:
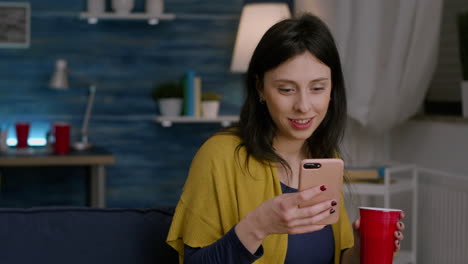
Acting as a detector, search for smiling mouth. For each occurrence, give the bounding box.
[289,118,312,124]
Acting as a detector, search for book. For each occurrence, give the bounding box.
[194,76,202,118]
[345,166,387,181]
[183,71,196,116]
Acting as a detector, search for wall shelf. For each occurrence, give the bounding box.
[79,12,176,25]
[154,115,239,127]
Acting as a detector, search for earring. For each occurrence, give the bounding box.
[259,97,265,104]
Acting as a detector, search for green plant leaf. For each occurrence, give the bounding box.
[201,91,221,101]
[151,81,183,100]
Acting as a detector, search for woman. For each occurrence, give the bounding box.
[167,13,405,264]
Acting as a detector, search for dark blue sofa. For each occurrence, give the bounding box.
[0,206,178,264]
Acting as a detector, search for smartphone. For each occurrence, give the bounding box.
[298,158,344,225]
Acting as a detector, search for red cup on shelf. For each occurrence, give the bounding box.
[359,207,401,264]
[53,122,71,154]
[15,122,30,148]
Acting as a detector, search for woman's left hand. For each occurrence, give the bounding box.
[352,211,406,252]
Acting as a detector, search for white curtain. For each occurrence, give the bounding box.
[295,0,443,165]
[296,0,443,132]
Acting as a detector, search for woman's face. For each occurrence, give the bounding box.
[259,51,332,143]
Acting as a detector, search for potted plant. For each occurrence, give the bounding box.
[201,91,221,118]
[458,10,468,117]
[151,81,183,117]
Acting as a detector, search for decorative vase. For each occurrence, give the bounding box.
[158,98,183,117]
[111,0,135,15]
[145,0,164,15]
[462,81,468,118]
[87,0,105,14]
[202,101,220,118]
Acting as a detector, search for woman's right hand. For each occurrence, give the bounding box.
[235,185,337,253]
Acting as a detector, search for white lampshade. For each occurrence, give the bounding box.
[230,3,291,73]
[49,59,69,90]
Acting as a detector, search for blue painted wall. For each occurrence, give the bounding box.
[0,0,246,208]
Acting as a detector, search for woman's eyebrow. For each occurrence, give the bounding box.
[273,79,295,83]
[310,77,329,83]
[273,77,329,83]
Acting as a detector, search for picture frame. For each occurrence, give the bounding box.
[0,2,30,48]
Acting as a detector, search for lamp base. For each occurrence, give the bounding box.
[73,141,93,151]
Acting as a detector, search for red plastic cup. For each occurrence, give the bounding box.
[15,122,30,148]
[53,122,70,154]
[359,207,401,264]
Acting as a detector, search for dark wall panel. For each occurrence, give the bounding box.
[0,0,245,208]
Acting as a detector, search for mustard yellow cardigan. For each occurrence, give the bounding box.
[167,133,354,264]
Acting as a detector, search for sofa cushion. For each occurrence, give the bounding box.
[0,206,178,264]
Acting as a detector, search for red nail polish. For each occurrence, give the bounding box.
[320,185,327,191]
[330,208,335,214]
[331,200,337,206]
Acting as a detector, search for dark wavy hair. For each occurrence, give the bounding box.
[228,13,347,174]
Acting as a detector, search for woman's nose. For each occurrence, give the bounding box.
[293,93,311,113]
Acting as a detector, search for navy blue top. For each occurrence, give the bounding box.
[282,183,335,264]
[184,183,335,264]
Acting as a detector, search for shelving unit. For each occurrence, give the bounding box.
[345,164,418,264]
[154,115,239,127]
[79,12,175,25]
[348,179,413,196]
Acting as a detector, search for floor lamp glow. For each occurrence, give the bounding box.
[230,3,291,73]
[49,59,96,150]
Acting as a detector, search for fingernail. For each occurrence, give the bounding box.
[397,241,400,246]
[320,185,327,191]
[398,231,401,236]
[330,208,335,214]
[331,200,337,206]
[399,222,403,228]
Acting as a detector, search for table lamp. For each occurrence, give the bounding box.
[230,2,291,73]
[49,59,96,151]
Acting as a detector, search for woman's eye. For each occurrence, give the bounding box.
[312,87,325,91]
[279,87,294,93]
